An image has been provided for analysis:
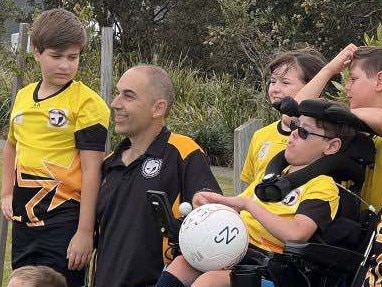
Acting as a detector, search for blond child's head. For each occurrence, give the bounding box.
[7,266,67,287]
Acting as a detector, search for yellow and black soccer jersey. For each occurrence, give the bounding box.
[362,136,382,211]
[363,213,382,287]
[241,121,290,184]
[95,127,221,287]
[240,173,339,253]
[8,80,110,226]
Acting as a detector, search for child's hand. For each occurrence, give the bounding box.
[67,229,93,270]
[1,193,13,220]
[325,43,358,75]
[192,191,226,208]
[192,192,247,213]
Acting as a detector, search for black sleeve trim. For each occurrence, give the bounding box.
[297,199,332,232]
[182,149,222,202]
[75,123,108,151]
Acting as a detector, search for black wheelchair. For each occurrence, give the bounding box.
[148,98,380,287]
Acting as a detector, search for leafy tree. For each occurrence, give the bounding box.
[27,0,227,74]
[206,0,382,94]
[0,0,18,36]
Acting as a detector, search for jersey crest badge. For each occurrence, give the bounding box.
[48,109,68,127]
[141,158,162,178]
[14,113,23,124]
[258,142,270,159]
[282,188,300,206]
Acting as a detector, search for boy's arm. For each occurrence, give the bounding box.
[282,43,358,126]
[294,43,358,103]
[67,150,104,270]
[351,108,382,135]
[242,199,317,241]
[192,192,317,241]
[1,140,16,220]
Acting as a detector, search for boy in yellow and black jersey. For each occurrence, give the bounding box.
[1,9,110,287]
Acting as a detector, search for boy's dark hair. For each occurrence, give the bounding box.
[353,46,382,78]
[269,47,327,84]
[10,266,67,287]
[315,100,356,149]
[31,8,87,53]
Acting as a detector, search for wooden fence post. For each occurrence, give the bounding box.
[233,119,263,195]
[100,27,113,153]
[0,22,29,287]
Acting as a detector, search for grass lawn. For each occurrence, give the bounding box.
[0,146,233,285]
[215,174,234,196]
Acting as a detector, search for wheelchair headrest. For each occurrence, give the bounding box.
[272,97,375,134]
[255,136,375,202]
[256,98,376,202]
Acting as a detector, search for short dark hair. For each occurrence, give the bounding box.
[314,100,356,148]
[10,266,67,287]
[353,46,382,78]
[134,65,176,117]
[31,8,87,53]
[269,47,327,84]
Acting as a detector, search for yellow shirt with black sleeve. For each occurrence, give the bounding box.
[7,80,110,227]
[361,136,382,211]
[240,174,339,253]
[241,121,290,184]
[362,136,382,287]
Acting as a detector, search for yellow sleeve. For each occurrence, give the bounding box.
[241,133,258,184]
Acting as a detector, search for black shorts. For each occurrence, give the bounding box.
[12,220,86,287]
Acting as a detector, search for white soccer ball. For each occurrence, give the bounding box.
[179,203,249,272]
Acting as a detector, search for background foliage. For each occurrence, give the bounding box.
[0,0,381,165]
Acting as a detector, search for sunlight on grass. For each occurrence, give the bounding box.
[215,175,233,196]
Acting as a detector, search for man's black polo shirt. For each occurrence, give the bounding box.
[95,127,221,287]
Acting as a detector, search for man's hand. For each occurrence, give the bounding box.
[324,43,358,75]
[67,229,93,270]
[1,193,13,220]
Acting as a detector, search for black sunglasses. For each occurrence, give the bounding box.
[290,120,333,140]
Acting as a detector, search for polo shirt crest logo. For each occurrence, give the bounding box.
[141,158,162,178]
[282,188,300,206]
[48,109,68,127]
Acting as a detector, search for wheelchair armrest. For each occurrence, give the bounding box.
[146,190,180,242]
[284,240,364,274]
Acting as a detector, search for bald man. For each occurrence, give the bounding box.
[95,65,222,287]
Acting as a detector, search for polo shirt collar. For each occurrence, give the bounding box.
[111,126,170,163]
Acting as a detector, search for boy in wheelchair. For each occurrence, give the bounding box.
[154,98,375,287]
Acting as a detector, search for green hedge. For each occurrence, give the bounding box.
[0,45,277,166]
